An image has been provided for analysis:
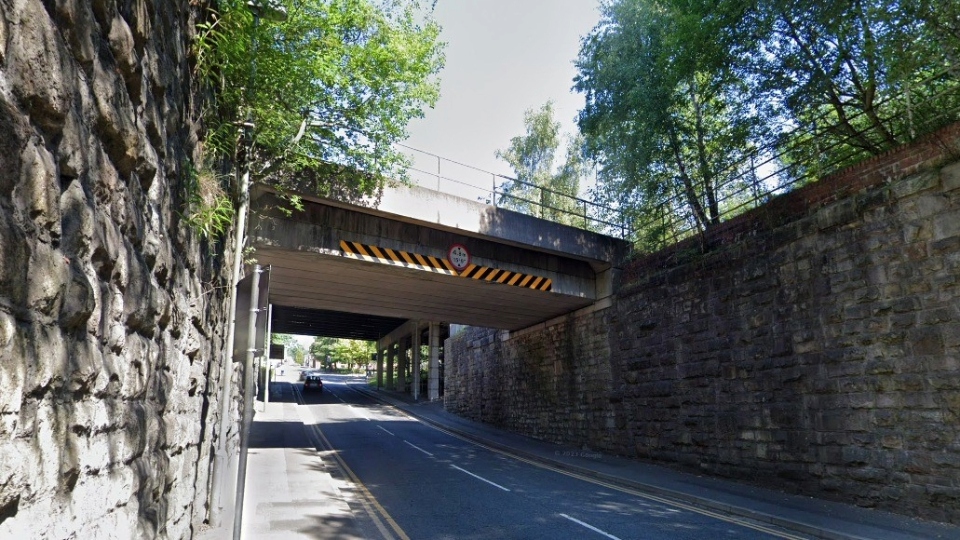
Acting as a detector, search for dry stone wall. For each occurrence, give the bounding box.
[0,1,234,538]
[446,126,960,524]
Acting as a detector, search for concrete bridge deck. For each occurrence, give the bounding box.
[249,183,629,336]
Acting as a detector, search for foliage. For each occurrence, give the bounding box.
[194,0,445,203]
[309,336,338,367]
[575,0,960,251]
[271,333,296,346]
[310,337,374,371]
[182,158,235,239]
[270,334,305,363]
[496,102,589,226]
[332,339,375,371]
[575,0,766,246]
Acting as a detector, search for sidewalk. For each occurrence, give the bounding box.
[356,386,960,540]
[197,374,368,540]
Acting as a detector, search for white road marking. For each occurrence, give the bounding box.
[559,514,622,540]
[403,440,434,457]
[377,425,395,436]
[450,465,510,492]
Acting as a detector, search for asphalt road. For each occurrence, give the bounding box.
[293,374,804,540]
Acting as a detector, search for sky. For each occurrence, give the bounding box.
[292,2,602,346]
[401,0,603,191]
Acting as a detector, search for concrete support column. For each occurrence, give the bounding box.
[411,322,422,401]
[428,322,440,401]
[396,337,408,393]
[386,343,395,390]
[376,345,384,389]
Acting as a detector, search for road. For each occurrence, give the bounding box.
[292,374,806,540]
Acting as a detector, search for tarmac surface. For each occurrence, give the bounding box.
[201,371,960,539]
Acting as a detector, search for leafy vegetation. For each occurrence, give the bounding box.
[193,0,445,205]
[182,157,235,239]
[271,334,307,363]
[496,102,591,227]
[575,0,960,251]
[310,336,374,371]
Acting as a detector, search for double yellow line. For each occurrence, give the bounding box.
[292,384,410,540]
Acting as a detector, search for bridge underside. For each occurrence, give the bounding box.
[250,184,627,340]
[257,246,596,334]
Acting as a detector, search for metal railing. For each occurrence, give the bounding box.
[628,67,960,253]
[396,143,630,238]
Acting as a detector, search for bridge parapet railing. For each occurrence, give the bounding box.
[397,143,630,238]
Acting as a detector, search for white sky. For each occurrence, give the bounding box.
[402,0,602,190]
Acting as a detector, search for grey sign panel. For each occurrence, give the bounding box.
[233,266,271,362]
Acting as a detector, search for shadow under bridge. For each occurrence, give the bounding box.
[248,184,629,341]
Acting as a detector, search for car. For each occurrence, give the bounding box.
[303,373,323,392]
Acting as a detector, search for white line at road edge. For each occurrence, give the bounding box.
[450,465,510,492]
[559,514,622,540]
[403,440,434,457]
[377,425,395,436]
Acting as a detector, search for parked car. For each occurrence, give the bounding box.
[303,373,323,392]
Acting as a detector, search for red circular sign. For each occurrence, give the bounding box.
[448,244,470,271]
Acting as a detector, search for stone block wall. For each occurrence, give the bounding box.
[446,126,960,524]
[0,1,234,538]
[445,304,618,450]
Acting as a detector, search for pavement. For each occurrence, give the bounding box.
[201,372,960,540]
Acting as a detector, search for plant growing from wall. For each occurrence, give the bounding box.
[183,159,235,239]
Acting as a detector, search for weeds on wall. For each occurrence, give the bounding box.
[183,159,235,240]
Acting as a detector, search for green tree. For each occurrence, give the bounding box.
[496,102,588,226]
[195,0,445,201]
[271,333,295,346]
[575,0,960,251]
[575,0,764,247]
[332,339,375,372]
[289,342,307,365]
[310,336,337,368]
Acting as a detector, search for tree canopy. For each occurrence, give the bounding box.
[310,337,373,371]
[496,102,589,227]
[575,0,960,251]
[195,0,445,202]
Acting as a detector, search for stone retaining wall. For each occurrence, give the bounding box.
[446,126,960,524]
[0,1,234,538]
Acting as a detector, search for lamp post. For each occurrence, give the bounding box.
[207,2,287,537]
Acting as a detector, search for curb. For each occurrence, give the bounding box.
[351,386,869,540]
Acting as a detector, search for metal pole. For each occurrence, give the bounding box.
[437,155,441,191]
[207,132,252,532]
[264,304,272,405]
[233,265,262,540]
[411,321,421,401]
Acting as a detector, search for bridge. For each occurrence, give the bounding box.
[247,182,629,399]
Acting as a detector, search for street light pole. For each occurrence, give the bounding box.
[207,1,287,535]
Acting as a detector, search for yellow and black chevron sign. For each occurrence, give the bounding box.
[457,263,552,291]
[339,240,552,292]
[339,240,457,275]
